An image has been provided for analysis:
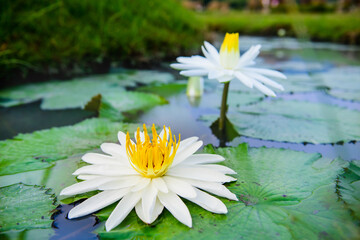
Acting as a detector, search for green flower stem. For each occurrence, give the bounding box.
[219,82,230,132]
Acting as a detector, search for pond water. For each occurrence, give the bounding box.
[1,36,359,239]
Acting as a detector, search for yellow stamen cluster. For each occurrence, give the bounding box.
[220,33,239,54]
[126,124,180,178]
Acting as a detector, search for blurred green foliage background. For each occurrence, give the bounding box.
[1,0,359,86]
[0,0,203,84]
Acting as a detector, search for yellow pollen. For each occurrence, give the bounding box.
[220,33,239,54]
[126,124,180,178]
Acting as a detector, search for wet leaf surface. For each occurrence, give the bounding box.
[0,184,56,232]
[201,99,360,144]
[0,118,139,176]
[0,71,174,109]
[95,144,359,239]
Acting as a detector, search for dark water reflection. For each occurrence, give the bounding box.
[0,100,95,140]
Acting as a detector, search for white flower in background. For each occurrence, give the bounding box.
[171,33,286,96]
[60,124,237,231]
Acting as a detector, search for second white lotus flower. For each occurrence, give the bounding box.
[60,124,238,231]
[171,33,286,96]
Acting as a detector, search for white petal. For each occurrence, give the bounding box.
[117,131,127,146]
[152,177,168,193]
[131,177,151,192]
[176,56,210,65]
[170,63,202,70]
[204,41,221,65]
[234,71,254,88]
[105,191,142,231]
[135,199,164,224]
[180,70,209,77]
[82,153,122,165]
[208,70,225,79]
[60,177,115,196]
[77,175,101,180]
[98,175,142,190]
[101,143,126,158]
[68,189,129,219]
[245,71,284,90]
[199,164,237,174]
[253,80,276,97]
[218,75,234,83]
[185,188,227,214]
[157,191,192,227]
[185,179,238,201]
[167,166,236,183]
[72,165,138,176]
[236,45,261,68]
[177,137,199,153]
[142,181,158,223]
[201,45,218,66]
[244,67,287,79]
[181,154,225,165]
[172,140,203,167]
[163,176,197,198]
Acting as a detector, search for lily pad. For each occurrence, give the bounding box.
[0,118,139,176]
[0,155,82,197]
[0,184,56,232]
[338,161,360,219]
[137,82,187,98]
[327,89,360,102]
[95,144,359,239]
[201,99,360,143]
[0,70,174,109]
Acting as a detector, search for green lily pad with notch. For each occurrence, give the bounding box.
[117,70,174,86]
[95,144,359,239]
[0,118,139,176]
[200,99,360,144]
[338,160,360,219]
[100,91,167,119]
[0,155,83,197]
[0,183,56,232]
[0,70,174,109]
[137,82,187,98]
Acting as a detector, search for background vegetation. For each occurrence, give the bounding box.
[0,0,203,84]
[199,11,360,44]
[1,0,360,86]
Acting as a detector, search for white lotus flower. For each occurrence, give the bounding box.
[171,33,286,96]
[60,124,237,231]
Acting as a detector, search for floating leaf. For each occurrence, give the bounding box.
[0,155,82,197]
[0,70,174,109]
[96,145,359,239]
[0,118,139,176]
[338,160,360,219]
[0,184,55,232]
[201,99,360,143]
[137,82,187,98]
[327,89,360,102]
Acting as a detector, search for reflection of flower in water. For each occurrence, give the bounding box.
[171,33,286,96]
[61,124,237,231]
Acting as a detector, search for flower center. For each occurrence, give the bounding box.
[126,124,180,178]
[220,33,240,69]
